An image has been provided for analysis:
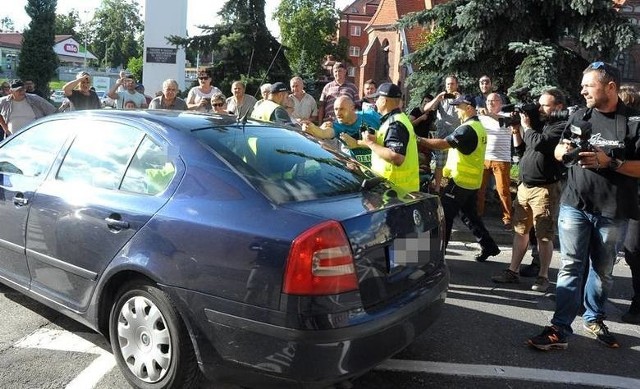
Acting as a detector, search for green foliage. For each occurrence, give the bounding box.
[127,56,143,82]
[55,10,80,36]
[18,0,59,97]
[168,0,290,97]
[400,0,638,107]
[274,0,338,79]
[0,17,15,32]
[90,0,144,69]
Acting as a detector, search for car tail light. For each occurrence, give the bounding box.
[283,220,358,295]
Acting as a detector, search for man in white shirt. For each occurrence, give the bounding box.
[0,80,56,137]
[289,77,317,123]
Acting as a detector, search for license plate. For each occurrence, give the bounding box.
[388,230,431,269]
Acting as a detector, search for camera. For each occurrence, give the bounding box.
[562,121,593,166]
[359,123,376,138]
[548,105,579,122]
[443,93,456,99]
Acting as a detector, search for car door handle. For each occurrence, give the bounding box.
[12,195,28,206]
[105,217,130,230]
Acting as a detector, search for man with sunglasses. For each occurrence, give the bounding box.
[528,62,640,350]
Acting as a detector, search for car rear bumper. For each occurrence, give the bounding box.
[166,264,448,388]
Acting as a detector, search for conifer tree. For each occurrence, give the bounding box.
[169,0,290,97]
[401,0,637,104]
[18,0,59,98]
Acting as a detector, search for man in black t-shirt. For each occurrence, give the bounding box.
[528,62,640,351]
[491,88,567,292]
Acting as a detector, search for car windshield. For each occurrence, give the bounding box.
[192,125,374,203]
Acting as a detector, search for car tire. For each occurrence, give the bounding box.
[109,281,200,389]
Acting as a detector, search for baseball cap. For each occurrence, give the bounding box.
[368,83,402,98]
[270,82,289,94]
[10,79,25,90]
[449,94,475,106]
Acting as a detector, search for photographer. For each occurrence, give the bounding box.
[491,88,567,293]
[528,62,640,351]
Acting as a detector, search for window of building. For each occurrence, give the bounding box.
[348,67,356,77]
[349,46,360,57]
[351,25,361,36]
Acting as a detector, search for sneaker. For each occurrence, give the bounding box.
[519,263,540,278]
[621,311,640,324]
[475,246,500,262]
[491,269,519,283]
[531,276,549,292]
[583,320,620,348]
[527,325,568,350]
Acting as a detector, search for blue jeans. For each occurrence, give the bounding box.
[551,204,624,335]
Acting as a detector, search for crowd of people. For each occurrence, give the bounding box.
[1,61,640,353]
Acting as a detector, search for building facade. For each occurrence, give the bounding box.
[337,0,380,85]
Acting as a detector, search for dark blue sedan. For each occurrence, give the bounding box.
[0,110,448,388]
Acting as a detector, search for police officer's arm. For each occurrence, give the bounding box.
[419,124,477,154]
[359,120,409,166]
[361,133,405,166]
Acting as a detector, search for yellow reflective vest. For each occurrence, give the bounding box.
[443,119,487,190]
[250,100,279,122]
[370,112,420,192]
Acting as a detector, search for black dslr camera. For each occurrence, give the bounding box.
[561,120,593,166]
[549,105,579,122]
[500,87,542,129]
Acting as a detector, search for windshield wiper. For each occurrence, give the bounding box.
[360,176,385,191]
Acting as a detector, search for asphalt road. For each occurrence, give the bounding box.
[1,235,639,388]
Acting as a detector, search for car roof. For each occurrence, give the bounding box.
[47,109,267,133]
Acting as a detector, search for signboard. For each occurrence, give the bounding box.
[93,76,111,91]
[146,47,177,64]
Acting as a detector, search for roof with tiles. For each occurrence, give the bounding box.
[368,0,426,28]
[0,33,75,49]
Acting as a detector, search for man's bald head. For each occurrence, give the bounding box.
[334,95,357,125]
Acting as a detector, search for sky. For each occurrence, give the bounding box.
[2,0,353,38]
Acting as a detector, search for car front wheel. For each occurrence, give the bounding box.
[109,281,200,389]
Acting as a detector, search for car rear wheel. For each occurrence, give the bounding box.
[109,281,200,389]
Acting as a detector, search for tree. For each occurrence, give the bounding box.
[168,0,290,97]
[18,0,59,98]
[55,10,80,36]
[90,0,143,69]
[400,0,638,105]
[274,0,340,79]
[0,17,15,32]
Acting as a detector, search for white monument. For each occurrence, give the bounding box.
[142,0,188,95]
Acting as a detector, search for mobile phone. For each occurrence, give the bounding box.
[443,93,456,99]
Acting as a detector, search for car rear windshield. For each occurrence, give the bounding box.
[192,125,373,203]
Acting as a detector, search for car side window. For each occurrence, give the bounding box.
[57,123,144,190]
[121,136,175,195]
[0,122,73,178]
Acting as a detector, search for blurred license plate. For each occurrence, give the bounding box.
[388,231,431,269]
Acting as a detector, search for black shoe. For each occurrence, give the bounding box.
[583,320,619,348]
[527,325,568,351]
[621,311,640,324]
[519,263,540,278]
[475,246,500,262]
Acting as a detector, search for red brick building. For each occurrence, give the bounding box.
[337,0,380,85]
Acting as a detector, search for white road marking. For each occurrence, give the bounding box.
[376,359,640,389]
[14,327,115,389]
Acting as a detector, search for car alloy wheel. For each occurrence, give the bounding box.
[109,281,200,389]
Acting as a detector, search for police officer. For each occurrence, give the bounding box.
[250,82,295,126]
[418,94,500,261]
[359,83,419,192]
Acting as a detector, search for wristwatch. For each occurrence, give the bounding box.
[609,158,625,171]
